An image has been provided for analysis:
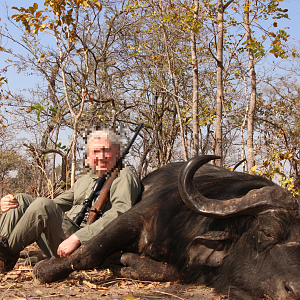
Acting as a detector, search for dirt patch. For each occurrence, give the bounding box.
[0,271,225,300]
[0,247,227,300]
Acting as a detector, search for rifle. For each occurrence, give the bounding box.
[72,176,106,226]
[73,123,143,226]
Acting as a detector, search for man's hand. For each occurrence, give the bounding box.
[0,194,19,212]
[57,234,81,258]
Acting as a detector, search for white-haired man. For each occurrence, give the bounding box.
[0,129,141,272]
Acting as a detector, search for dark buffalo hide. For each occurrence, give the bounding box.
[33,156,300,299]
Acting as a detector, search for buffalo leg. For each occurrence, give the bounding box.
[111,253,180,282]
[33,212,142,283]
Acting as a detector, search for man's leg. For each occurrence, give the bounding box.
[0,197,78,271]
[8,197,79,256]
[36,209,79,258]
[0,193,35,271]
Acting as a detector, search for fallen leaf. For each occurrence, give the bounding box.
[124,295,140,300]
[145,283,156,289]
[97,286,108,290]
[83,280,97,289]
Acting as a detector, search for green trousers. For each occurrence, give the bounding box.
[0,194,79,257]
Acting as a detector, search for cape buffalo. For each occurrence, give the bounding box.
[33,155,300,299]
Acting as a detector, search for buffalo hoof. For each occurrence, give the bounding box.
[111,253,180,282]
[33,257,73,283]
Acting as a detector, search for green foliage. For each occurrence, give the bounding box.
[269,29,289,58]
[28,103,58,121]
[251,150,300,197]
[56,142,67,151]
[242,38,266,58]
[241,0,291,59]
[28,103,46,121]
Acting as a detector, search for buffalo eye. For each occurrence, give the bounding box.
[256,229,277,252]
[262,230,271,237]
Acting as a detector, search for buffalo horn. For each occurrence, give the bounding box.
[178,156,298,218]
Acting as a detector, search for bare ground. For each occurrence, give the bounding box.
[0,246,227,300]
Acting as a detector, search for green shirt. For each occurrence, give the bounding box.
[53,166,141,244]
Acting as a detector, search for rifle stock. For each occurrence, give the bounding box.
[86,168,120,225]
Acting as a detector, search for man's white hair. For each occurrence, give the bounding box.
[86,128,121,152]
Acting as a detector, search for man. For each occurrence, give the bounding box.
[0,129,141,272]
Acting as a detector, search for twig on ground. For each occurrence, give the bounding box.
[152,290,185,300]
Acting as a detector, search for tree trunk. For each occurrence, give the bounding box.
[191,0,199,157]
[241,73,249,173]
[215,0,224,167]
[70,124,78,187]
[243,0,256,173]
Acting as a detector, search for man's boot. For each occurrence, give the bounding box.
[0,235,19,273]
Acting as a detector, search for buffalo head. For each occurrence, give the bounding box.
[179,156,300,299]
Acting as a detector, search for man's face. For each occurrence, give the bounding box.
[87,135,119,176]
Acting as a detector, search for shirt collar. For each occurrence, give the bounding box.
[88,170,99,179]
[88,169,110,180]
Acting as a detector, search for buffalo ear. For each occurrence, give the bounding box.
[188,231,232,267]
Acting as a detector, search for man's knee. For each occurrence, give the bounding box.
[27,197,56,213]
[14,193,35,208]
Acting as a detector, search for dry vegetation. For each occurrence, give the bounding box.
[0,245,226,300]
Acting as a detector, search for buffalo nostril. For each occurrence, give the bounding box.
[285,281,300,299]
